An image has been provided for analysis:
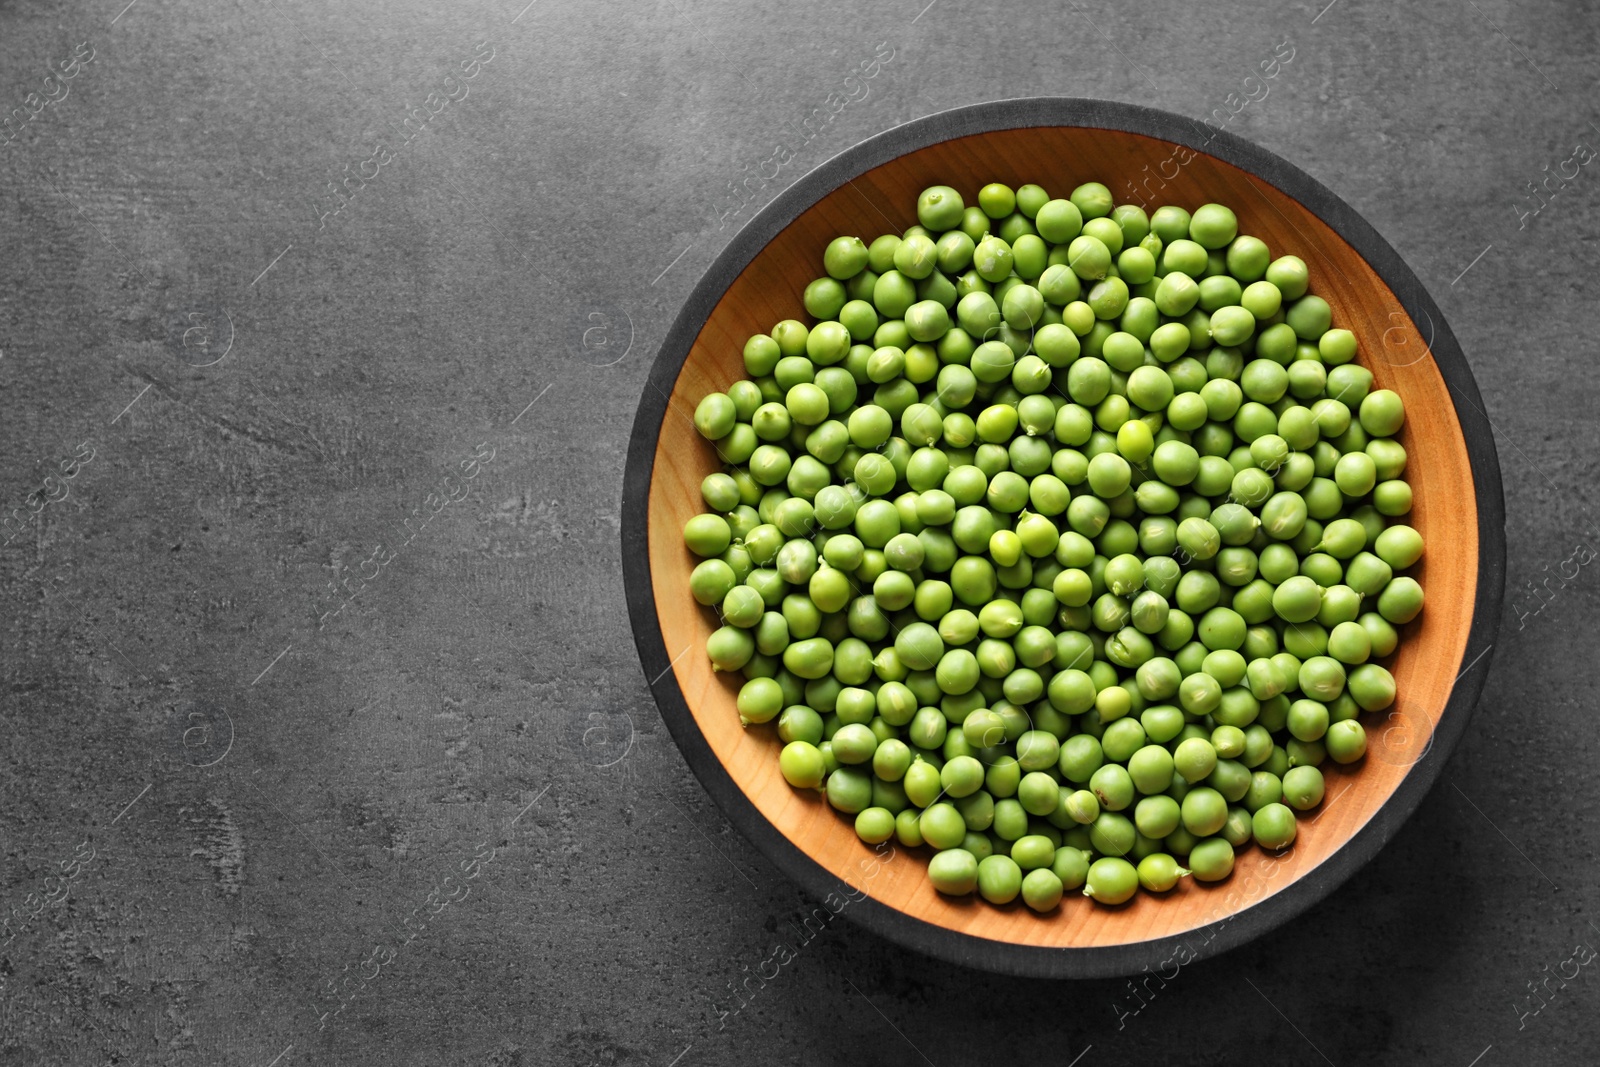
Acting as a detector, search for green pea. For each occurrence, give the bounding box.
[707,625,755,672]
[1347,662,1396,711]
[1180,786,1228,836]
[915,185,965,231]
[1252,802,1297,850]
[973,854,1022,904]
[1017,867,1064,912]
[1187,837,1235,882]
[1325,719,1368,764]
[1174,737,1218,784]
[1078,856,1135,904]
[1265,255,1309,300]
[1378,576,1424,623]
[823,765,872,814]
[1282,765,1325,810]
[778,741,826,788]
[928,848,979,895]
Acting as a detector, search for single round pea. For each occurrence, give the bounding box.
[783,637,834,680]
[1061,180,1108,219]
[1132,794,1181,841]
[1360,389,1406,436]
[779,741,826,788]
[690,559,738,606]
[1252,802,1297,850]
[1378,576,1424,624]
[928,848,979,894]
[1187,837,1235,882]
[825,766,873,813]
[1020,867,1065,912]
[938,754,983,799]
[973,234,1015,283]
[1299,655,1347,702]
[917,185,966,231]
[1180,787,1228,837]
[893,807,924,847]
[1061,788,1098,826]
[683,513,731,557]
[1326,719,1368,764]
[1189,203,1238,249]
[777,704,825,746]
[1327,620,1371,665]
[1373,479,1413,517]
[1046,846,1088,892]
[1272,575,1322,624]
[1057,241,1110,294]
[1174,737,1219,784]
[1219,233,1267,280]
[920,802,969,849]
[1220,806,1253,847]
[832,722,879,765]
[1266,255,1309,300]
[824,235,870,280]
[1006,834,1052,872]
[1244,769,1283,813]
[1282,765,1325,810]
[1030,195,1081,244]
[1147,204,1189,243]
[1210,305,1256,347]
[1154,272,1201,317]
[976,182,1016,219]
[1083,856,1138,904]
[1137,852,1189,892]
[1344,552,1393,597]
[1017,771,1062,817]
[976,854,1023,904]
[1090,764,1135,812]
[1347,662,1396,711]
[851,807,895,845]
[694,393,737,441]
[1327,449,1374,497]
[1375,525,1424,570]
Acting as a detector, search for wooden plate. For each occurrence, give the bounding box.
[623,99,1504,978]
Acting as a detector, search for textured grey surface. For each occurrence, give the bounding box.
[1,0,1597,1064]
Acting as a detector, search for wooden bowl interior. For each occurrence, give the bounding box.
[647,126,1477,950]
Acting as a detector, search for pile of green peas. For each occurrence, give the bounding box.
[685,178,1425,913]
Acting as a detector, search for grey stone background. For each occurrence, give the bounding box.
[1,0,1596,1063]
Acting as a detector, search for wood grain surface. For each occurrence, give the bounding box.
[646,126,1477,950]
